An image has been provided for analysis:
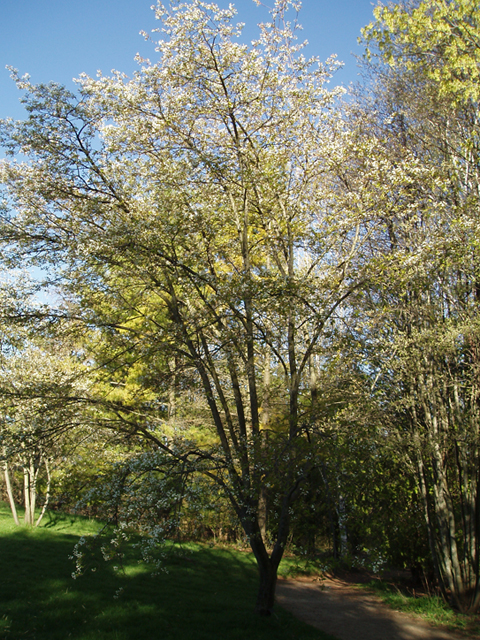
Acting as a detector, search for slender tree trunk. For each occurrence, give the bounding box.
[30,459,37,520]
[168,356,176,421]
[24,465,32,526]
[258,472,268,543]
[258,347,271,543]
[23,457,38,526]
[337,494,348,557]
[3,462,20,526]
[35,457,51,527]
[320,464,338,558]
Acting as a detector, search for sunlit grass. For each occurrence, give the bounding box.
[0,503,336,640]
[362,579,480,637]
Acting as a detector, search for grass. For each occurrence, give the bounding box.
[0,503,336,640]
[277,553,329,580]
[361,578,480,638]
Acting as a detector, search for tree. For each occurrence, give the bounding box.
[0,273,92,526]
[352,0,480,613]
[363,0,480,104]
[0,342,94,526]
[0,0,371,613]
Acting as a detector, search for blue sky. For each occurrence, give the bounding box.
[1,0,378,121]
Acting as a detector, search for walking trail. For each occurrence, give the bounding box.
[276,576,477,640]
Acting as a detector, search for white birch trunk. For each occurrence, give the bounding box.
[3,462,20,526]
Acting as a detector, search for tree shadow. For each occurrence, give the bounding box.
[0,528,334,640]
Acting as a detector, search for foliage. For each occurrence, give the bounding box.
[362,0,480,104]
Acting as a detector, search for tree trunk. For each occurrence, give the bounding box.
[320,464,338,558]
[248,486,294,615]
[255,559,278,615]
[258,352,270,542]
[23,458,38,526]
[250,531,280,615]
[168,356,176,421]
[35,457,51,527]
[3,462,20,526]
[337,494,348,557]
[24,466,32,526]
[258,487,268,544]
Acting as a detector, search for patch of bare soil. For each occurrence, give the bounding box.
[276,576,474,640]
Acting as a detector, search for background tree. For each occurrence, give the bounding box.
[349,0,480,613]
[0,273,94,526]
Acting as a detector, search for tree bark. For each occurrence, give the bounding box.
[3,462,20,526]
[35,457,51,527]
[250,530,281,615]
[255,559,278,616]
[23,465,32,526]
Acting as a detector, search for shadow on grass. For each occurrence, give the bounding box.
[0,518,336,640]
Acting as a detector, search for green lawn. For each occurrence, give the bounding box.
[0,504,336,640]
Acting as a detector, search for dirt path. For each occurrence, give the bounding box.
[276,577,471,640]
